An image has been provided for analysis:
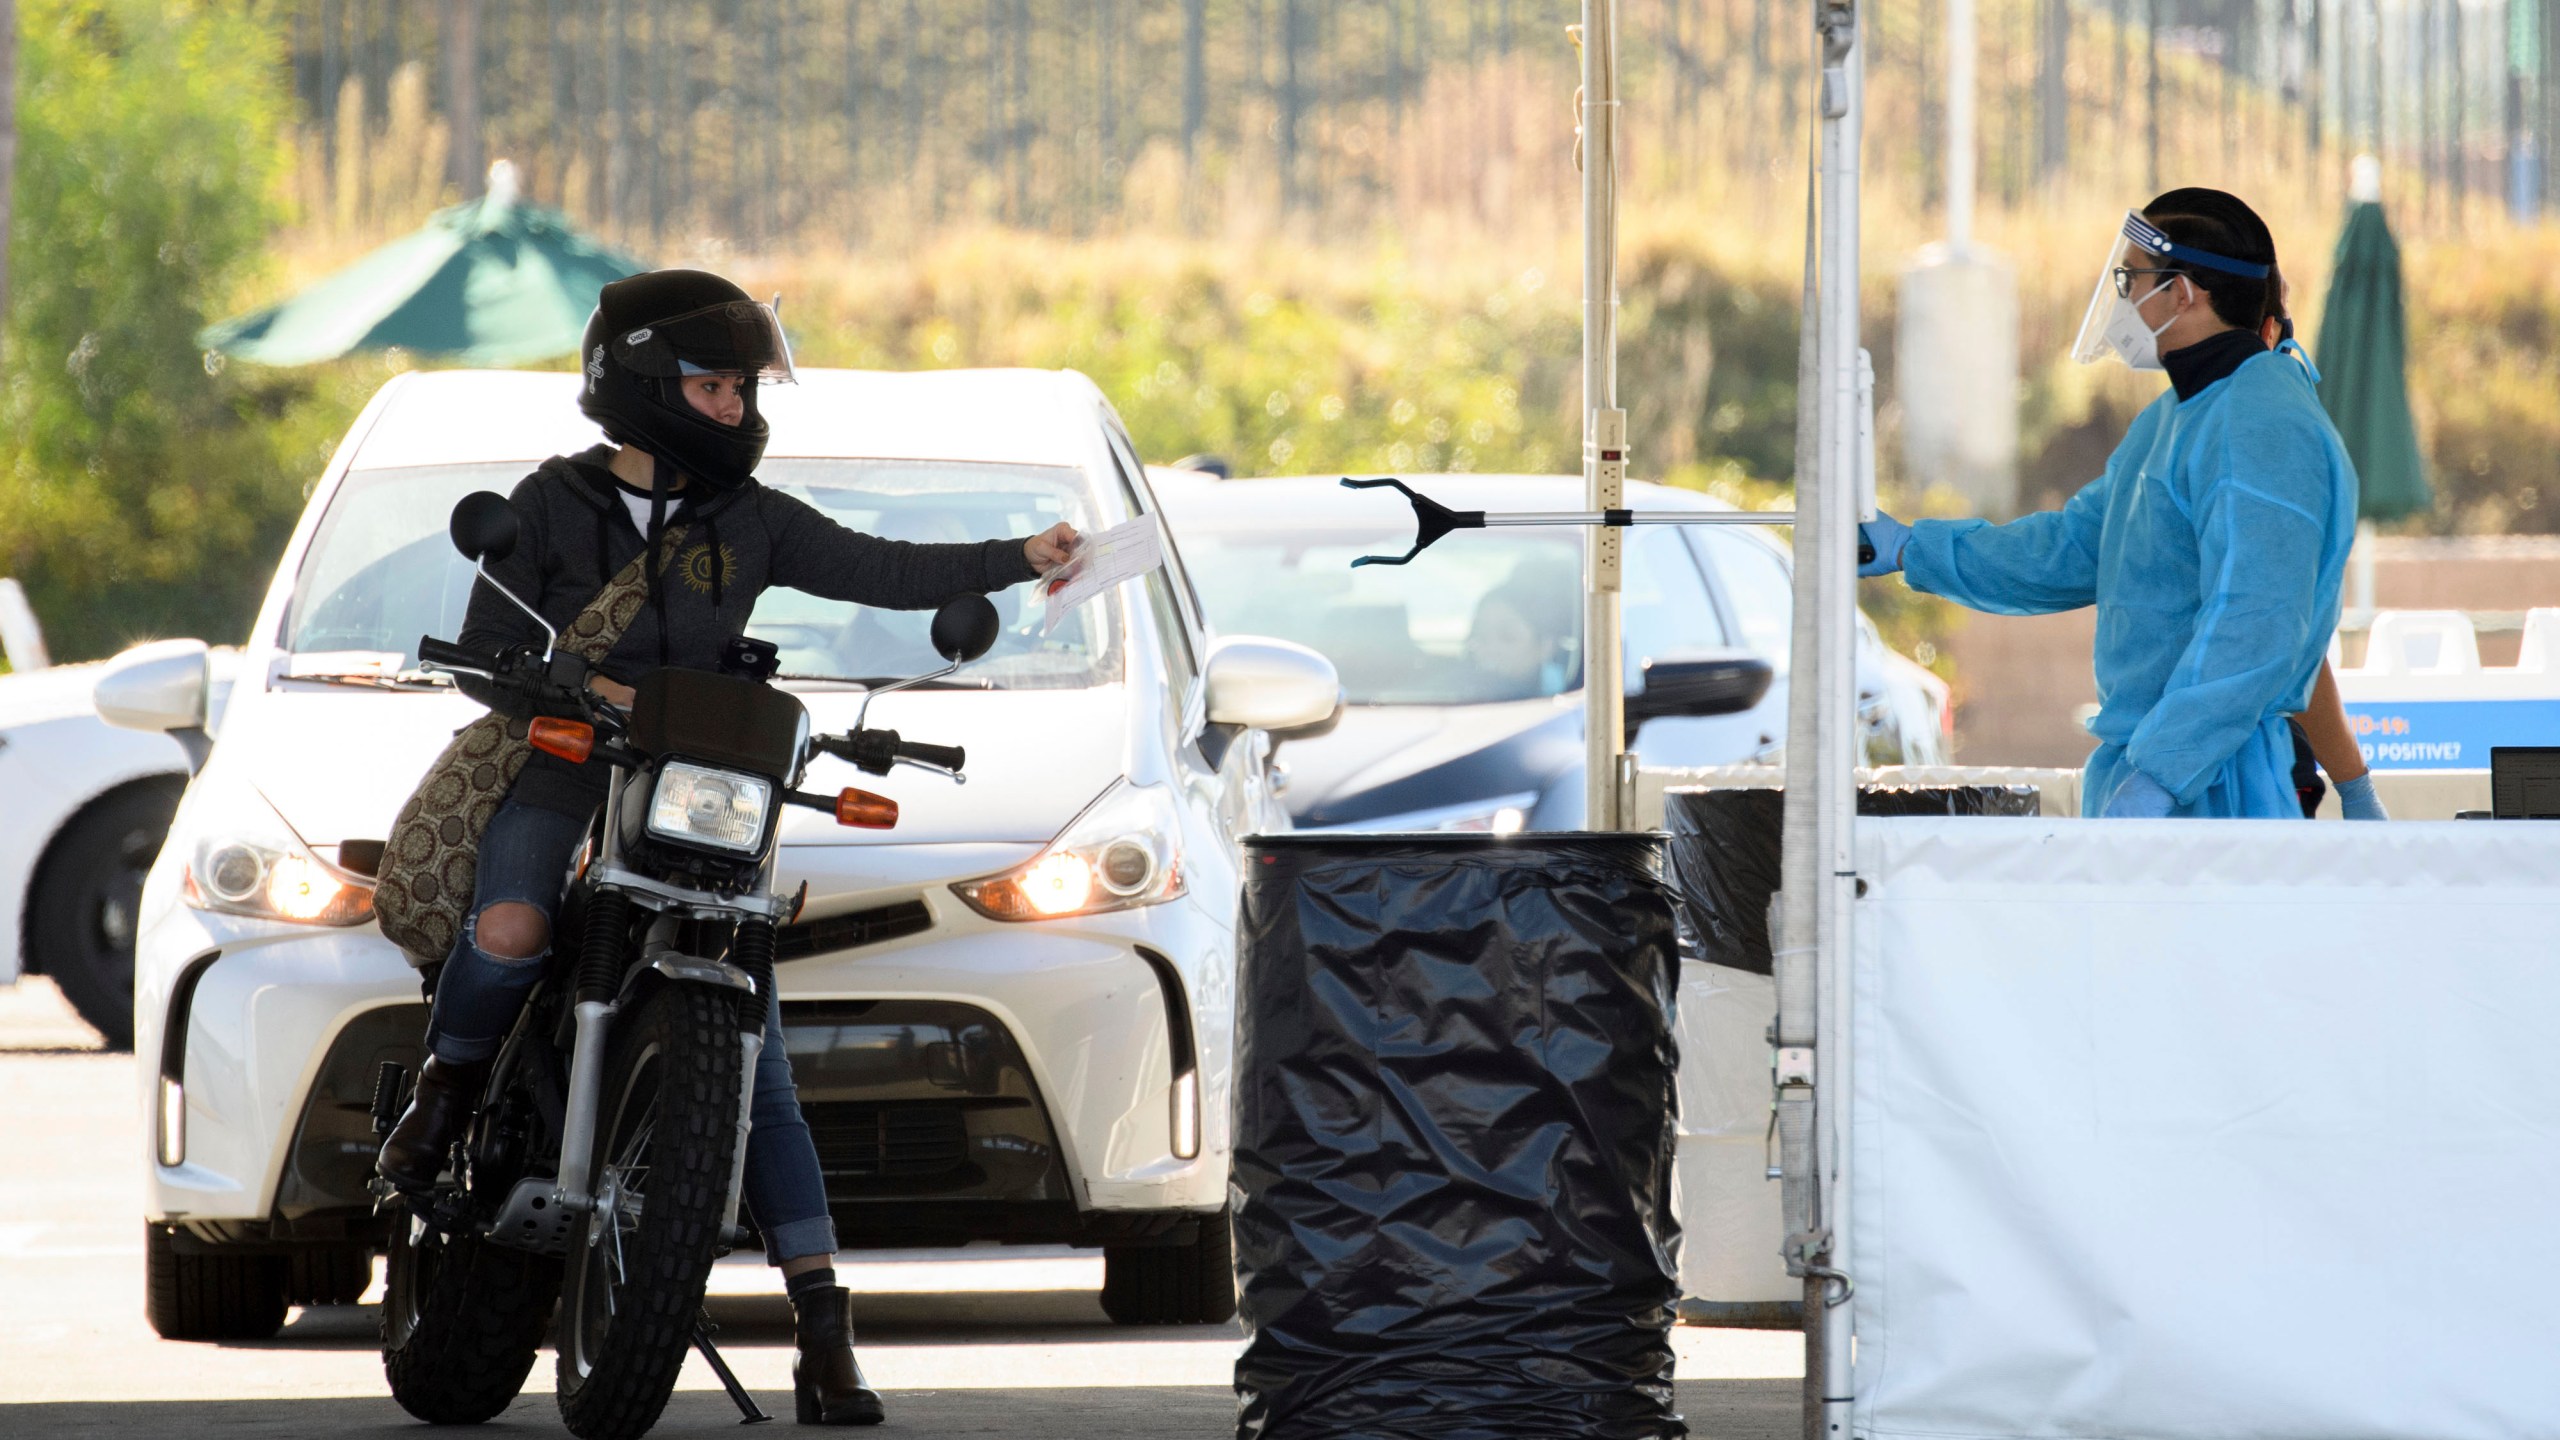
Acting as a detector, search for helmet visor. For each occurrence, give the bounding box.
[2069,212,2171,365]
[614,300,796,383]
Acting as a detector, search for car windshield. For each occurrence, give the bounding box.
[281,459,1118,690]
[1177,523,1586,705]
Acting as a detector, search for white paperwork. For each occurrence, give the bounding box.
[1040,515,1162,635]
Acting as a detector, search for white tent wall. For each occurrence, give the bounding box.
[1848,816,2560,1440]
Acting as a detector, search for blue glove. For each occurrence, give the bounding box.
[2336,773,2388,821]
[2103,769,2178,818]
[1858,512,1911,578]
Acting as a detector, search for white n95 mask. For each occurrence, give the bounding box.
[2093,280,2182,372]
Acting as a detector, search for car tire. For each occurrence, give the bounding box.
[145,1223,289,1341]
[287,1245,374,1307]
[1101,1209,1237,1326]
[30,777,184,1052]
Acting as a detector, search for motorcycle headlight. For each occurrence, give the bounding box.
[648,761,774,854]
[952,780,1187,922]
[178,770,376,927]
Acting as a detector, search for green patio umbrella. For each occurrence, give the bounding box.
[202,162,646,367]
[2313,198,2432,522]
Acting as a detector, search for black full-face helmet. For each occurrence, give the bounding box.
[578,269,795,492]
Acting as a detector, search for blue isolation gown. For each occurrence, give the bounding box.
[1903,348,2359,817]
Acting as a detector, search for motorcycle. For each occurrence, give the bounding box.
[373,492,997,1438]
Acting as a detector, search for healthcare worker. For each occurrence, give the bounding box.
[1859,189,2359,817]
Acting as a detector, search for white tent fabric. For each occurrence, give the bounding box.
[1849,817,2560,1440]
[1674,961,1794,1303]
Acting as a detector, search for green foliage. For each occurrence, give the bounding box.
[1,0,356,662]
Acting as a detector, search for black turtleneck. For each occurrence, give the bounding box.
[2161,327,2269,402]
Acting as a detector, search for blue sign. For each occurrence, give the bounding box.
[2340,699,2560,769]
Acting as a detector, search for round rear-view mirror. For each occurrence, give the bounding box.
[930,595,1002,664]
[449,492,521,565]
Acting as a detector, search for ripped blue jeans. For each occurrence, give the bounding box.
[423,798,839,1265]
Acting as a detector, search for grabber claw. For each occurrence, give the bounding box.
[1339,476,1485,567]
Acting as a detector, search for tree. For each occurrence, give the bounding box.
[0,0,342,661]
[1,0,16,365]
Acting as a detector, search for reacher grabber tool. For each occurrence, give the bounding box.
[1337,476,1875,566]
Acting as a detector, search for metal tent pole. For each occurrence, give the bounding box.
[1580,0,1629,831]
[1773,3,1864,1438]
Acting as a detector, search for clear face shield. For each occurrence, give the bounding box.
[2070,211,2272,371]
[2070,212,2185,369]
[614,299,796,384]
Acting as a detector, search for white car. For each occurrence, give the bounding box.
[1151,471,1953,831]
[114,367,1334,1339]
[0,609,238,1049]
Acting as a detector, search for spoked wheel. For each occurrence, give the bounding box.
[555,982,744,1440]
[381,1206,563,1424]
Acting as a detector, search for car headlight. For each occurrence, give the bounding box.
[648,761,774,854]
[952,780,1187,922]
[178,770,376,927]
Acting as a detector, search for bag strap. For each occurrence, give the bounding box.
[557,522,689,665]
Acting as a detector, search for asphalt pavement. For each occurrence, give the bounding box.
[0,977,1803,1438]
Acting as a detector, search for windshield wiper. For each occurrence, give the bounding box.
[779,674,995,690]
[281,670,455,691]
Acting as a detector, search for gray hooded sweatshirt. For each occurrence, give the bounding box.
[459,445,1038,815]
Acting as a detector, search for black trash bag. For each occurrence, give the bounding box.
[1232,833,1685,1440]
[1664,784,2040,975]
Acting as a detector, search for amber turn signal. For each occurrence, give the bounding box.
[528,717,595,763]
[835,788,899,829]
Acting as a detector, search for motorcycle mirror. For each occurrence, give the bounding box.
[930,595,1001,664]
[449,492,522,565]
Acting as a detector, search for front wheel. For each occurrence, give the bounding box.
[556,981,745,1440]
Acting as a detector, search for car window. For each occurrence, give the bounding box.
[756,459,1119,689]
[1098,411,1204,682]
[280,459,1123,691]
[1622,526,1726,672]
[1696,527,1794,677]
[1177,522,1583,706]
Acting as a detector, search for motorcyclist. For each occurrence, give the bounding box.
[376,268,1078,1426]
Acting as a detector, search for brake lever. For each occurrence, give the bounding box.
[894,757,968,786]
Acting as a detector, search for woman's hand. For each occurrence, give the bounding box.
[1024,522,1081,576]
[588,676,637,709]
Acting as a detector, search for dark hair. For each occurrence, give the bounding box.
[2141,187,2283,332]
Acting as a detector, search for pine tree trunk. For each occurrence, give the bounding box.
[2040,0,2069,177]
[1185,0,1208,169]
[0,0,15,360]
[448,0,484,197]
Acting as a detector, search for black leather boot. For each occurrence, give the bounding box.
[792,1286,885,1425]
[375,1056,487,1192]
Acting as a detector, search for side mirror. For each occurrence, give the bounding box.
[1624,649,1776,741]
[930,595,1002,664]
[95,638,215,772]
[449,492,521,564]
[1204,637,1342,734]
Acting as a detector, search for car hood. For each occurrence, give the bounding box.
[1281,696,1582,827]
[229,685,1130,850]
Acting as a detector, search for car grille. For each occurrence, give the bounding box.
[804,1102,972,1182]
[775,899,933,961]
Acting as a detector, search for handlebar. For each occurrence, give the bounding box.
[416,637,499,674]
[812,727,966,778]
[895,738,967,772]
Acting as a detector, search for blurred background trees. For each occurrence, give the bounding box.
[1,0,361,662]
[3,0,2558,666]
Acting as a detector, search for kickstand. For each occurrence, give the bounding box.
[693,1314,773,1424]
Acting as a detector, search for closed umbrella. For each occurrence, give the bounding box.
[202,162,645,368]
[2313,195,2431,523]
